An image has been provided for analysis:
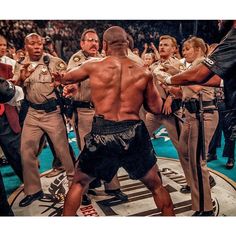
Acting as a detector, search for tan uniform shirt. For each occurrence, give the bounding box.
[151,57,185,100]
[182,56,215,108]
[68,50,101,101]
[14,53,66,104]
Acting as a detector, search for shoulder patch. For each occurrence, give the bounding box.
[56,61,66,71]
[73,55,80,62]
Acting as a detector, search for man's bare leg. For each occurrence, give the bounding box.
[63,170,94,216]
[140,164,175,216]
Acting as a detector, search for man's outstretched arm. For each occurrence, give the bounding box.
[52,61,92,86]
[165,64,215,86]
[202,74,222,87]
[62,62,91,84]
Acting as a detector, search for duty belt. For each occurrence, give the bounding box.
[73,101,94,109]
[28,99,59,113]
[183,99,216,113]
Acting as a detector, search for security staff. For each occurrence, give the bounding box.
[168,37,218,216]
[14,33,74,207]
[40,36,75,178]
[146,35,184,153]
[163,20,236,169]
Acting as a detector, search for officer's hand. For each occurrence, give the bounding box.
[155,74,166,84]
[162,96,173,115]
[51,71,65,87]
[19,63,35,82]
[162,64,180,75]
[63,84,78,98]
[8,78,17,84]
[160,82,170,91]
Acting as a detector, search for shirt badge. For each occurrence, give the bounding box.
[41,66,48,75]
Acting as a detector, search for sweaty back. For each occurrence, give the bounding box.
[89,56,149,121]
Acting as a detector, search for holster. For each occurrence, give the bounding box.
[171,99,182,113]
[61,97,74,119]
[184,99,215,113]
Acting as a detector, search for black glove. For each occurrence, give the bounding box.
[0,77,15,103]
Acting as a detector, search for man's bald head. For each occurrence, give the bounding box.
[103,26,128,46]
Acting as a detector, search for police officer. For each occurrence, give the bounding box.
[42,36,76,178]
[176,37,218,216]
[163,20,236,169]
[66,28,127,204]
[145,35,184,154]
[14,33,74,207]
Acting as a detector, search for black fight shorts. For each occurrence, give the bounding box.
[76,115,157,183]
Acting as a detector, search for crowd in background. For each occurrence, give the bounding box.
[0,20,220,62]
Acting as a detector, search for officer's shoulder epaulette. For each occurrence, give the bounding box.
[73,55,80,62]
[51,57,67,71]
[72,51,85,62]
[179,64,185,71]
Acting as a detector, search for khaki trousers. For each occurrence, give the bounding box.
[145,112,182,151]
[21,108,74,195]
[178,110,218,211]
